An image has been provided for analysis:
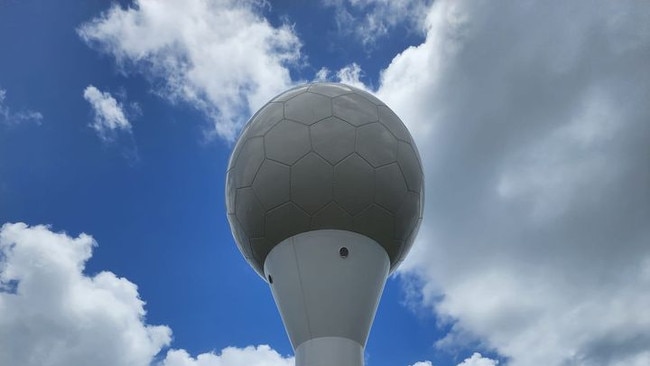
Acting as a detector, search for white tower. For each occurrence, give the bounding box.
[226,83,423,366]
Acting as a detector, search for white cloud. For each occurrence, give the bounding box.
[366,0,650,365]
[78,0,301,141]
[0,222,297,366]
[322,0,432,46]
[409,361,433,366]
[0,222,171,366]
[312,63,368,90]
[0,88,43,125]
[83,85,132,140]
[457,353,498,366]
[0,222,508,366]
[162,346,294,366]
[336,63,367,90]
[409,354,498,366]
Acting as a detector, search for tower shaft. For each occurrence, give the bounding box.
[264,230,390,366]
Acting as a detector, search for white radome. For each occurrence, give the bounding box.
[226,82,423,276]
[225,82,424,366]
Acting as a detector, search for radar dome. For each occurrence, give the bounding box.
[226,82,423,276]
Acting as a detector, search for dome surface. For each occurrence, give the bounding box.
[226,82,423,276]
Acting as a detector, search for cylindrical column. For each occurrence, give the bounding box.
[295,337,363,366]
[264,230,390,366]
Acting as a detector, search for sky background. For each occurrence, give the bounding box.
[1,1,649,366]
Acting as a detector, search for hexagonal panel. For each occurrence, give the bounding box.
[250,236,273,275]
[226,170,236,214]
[332,93,379,126]
[333,153,375,215]
[253,160,290,210]
[265,120,311,165]
[308,83,352,97]
[311,116,356,165]
[272,85,309,102]
[391,239,405,272]
[394,191,420,241]
[311,201,353,230]
[397,217,422,267]
[419,189,425,218]
[265,202,311,246]
[244,102,284,138]
[228,213,252,259]
[397,141,423,193]
[291,153,333,214]
[285,92,332,125]
[235,187,265,238]
[378,105,412,143]
[375,163,408,213]
[352,88,385,106]
[356,122,398,167]
[232,136,265,187]
[352,204,395,257]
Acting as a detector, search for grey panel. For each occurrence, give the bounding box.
[250,236,273,274]
[285,92,332,125]
[226,170,236,214]
[311,116,356,165]
[232,136,265,188]
[235,187,265,238]
[253,160,291,210]
[391,240,405,271]
[375,163,408,212]
[333,153,375,216]
[291,153,333,214]
[352,204,396,259]
[265,202,311,246]
[378,105,412,143]
[244,102,284,137]
[349,87,386,106]
[356,122,397,167]
[419,188,425,218]
[265,119,311,165]
[394,191,420,242]
[272,85,309,102]
[397,141,423,193]
[228,139,244,171]
[332,93,379,126]
[399,217,421,257]
[308,83,352,97]
[228,213,252,259]
[311,202,353,231]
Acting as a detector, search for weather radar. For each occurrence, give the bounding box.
[226,82,423,366]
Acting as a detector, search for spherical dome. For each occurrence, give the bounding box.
[226,82,423,276]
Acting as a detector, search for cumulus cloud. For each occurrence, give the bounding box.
[409,361,433,366]
[409,354,498,366]
[457,353,498,366]
[78,0,301,141]
[162,346,294,366]
[0,221,511,366]
[0,88,43,125]
[0,222,171,366]
[83,85,132,140]
[366,1,650,365]
[312,63,367,89]
[322,0,432,46]
[0,222,298,366]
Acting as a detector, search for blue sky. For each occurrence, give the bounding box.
[1,1,649,366]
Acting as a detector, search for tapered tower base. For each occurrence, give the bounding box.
[264,229,390,366]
